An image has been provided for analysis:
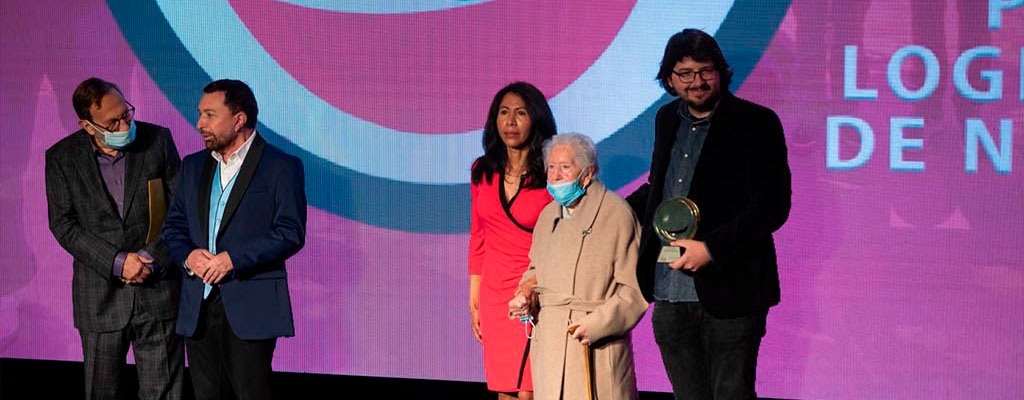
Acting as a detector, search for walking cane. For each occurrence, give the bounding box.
[567,325,593,400]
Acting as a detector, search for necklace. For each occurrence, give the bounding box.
[505,163,526,181]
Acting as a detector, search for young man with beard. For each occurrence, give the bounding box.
[627,29,792,400]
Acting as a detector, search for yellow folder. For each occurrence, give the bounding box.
[146,178,168,245]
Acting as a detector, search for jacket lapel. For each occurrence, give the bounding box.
[558,181,607,287]
[646,101,681,227]
[198,153,215,247]
[216,134,265,241]
[690,93,736,196]
[573,181,606,235]
[120,144,145,219]
[74,131,121,219]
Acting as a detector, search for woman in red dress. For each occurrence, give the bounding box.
[469,82,556,400]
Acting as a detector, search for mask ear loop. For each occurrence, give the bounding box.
[578,168,596,191]
[84,120,107,135]
[520,314,536,339]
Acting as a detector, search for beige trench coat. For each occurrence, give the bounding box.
[522,181,648,400]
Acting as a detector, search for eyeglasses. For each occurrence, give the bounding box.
[671,68,717,83]
[87,100,136,133]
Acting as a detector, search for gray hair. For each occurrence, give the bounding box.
[543,133,599,175]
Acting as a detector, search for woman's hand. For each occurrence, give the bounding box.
[470,275,483,344]
[509,275,539,318]
[508,292,531,319]
[568,321,591,346]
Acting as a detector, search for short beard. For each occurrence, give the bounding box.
[687,97,718,113]
[684,86,719,114]
[204,139,226,152]
[202,131,235,153]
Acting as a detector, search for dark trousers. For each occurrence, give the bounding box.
[652,301,767,400]
[186,290,277,400]
[79,299,184,400]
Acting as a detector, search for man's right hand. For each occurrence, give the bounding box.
[186,249,216,277]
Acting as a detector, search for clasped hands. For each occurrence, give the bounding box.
[120,252,153,284]
[186,249,234,285]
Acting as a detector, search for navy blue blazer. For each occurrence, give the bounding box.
[161,134,306,340]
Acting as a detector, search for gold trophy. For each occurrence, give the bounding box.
[653,197,700,263]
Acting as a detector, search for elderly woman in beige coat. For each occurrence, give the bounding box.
[509,133,648,400]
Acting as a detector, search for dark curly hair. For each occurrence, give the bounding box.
[656,29,733,95]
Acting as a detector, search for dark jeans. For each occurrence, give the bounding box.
[186,290,277,400]
[652,301,767,400]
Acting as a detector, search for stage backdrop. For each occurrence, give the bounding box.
[2,1,1022,399]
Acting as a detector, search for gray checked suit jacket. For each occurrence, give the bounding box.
[45,121,182,332]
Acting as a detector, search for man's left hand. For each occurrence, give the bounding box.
[668,239,711,272]
[201,252,234,284]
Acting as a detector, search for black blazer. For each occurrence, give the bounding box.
[627,92,791,318]
[45,122,182,332]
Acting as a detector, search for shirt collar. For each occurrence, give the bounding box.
[211,130,258,165]
[676,99,717,124]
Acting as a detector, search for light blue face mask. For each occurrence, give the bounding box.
[547,173,587,207]
[91,119,136,149]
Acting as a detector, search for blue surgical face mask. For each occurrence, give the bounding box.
[547,173,587,207]
[92,120,136,149]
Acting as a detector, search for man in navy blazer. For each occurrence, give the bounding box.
[161,79,306,400]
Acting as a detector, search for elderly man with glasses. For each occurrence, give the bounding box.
[45,77,184,400]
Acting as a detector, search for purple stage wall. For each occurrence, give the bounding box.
[1,1,1021,399]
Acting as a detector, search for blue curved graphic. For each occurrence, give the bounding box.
[274,0,495,14]
[152,0,734,185]
[107,0,790,233]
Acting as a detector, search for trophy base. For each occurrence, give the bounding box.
[658,246,681,263]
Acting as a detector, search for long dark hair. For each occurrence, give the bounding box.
[471,81,556,189]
